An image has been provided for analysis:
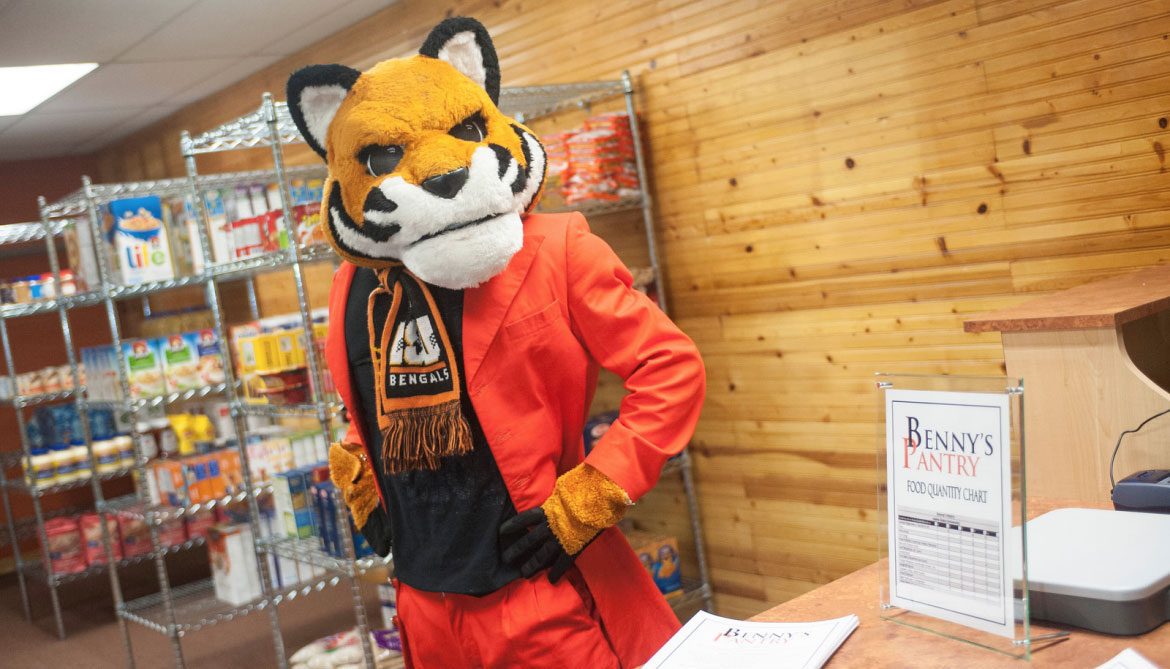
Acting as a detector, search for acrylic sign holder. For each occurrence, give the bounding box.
[874,373,1067,660]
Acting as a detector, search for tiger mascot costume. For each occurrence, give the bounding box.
[288,17,705,668]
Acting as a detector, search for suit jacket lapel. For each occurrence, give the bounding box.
[463,232,545,385]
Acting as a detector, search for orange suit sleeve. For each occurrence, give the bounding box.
[564,213,706,501]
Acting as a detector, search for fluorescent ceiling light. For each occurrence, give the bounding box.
[0,63,99,116]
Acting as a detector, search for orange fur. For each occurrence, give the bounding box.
[541,463,632,555]
[319,55,531,268]
[329,442,379,529]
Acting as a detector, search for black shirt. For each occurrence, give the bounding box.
[344,267,522,595]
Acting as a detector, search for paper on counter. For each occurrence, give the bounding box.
[643,610,859,669]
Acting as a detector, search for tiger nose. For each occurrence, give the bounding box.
[421,167,468,199]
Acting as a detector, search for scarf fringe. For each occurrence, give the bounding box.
[380,399,473,473]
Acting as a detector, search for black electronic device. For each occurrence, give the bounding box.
[1112,469,1170,513]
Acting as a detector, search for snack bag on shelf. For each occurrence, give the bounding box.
[624,529,683,598]
[45,517,86,574]
[80,512,122,565]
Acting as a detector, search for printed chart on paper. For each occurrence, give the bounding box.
[885,388,1014,638]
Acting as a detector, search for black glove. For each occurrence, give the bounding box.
[358,504,392,558]
[499,508,577,583]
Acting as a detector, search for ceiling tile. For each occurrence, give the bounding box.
[169,55,282,106]
[256,0,396,57]
[77,105,185,153]
[36,60,242,112]
[0,0,197,66]
[119,0,354,62]
[0,108,141,159]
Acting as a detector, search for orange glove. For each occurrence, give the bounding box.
[329,442,391,556]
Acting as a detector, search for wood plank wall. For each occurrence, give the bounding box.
[87,0,1170,619]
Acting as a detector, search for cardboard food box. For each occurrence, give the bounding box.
[123,338,165,399]
[208,523,261,606]
[110,196,175,285]
[159,332,200,392]
[625,529,683,598]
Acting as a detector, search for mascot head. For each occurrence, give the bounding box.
[287,18,546,289]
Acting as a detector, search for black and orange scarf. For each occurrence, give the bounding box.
[368,265,472,473]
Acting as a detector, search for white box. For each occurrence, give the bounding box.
[208,524,261,606]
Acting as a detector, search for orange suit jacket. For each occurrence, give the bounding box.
[325,212,706,667]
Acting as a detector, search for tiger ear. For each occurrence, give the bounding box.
[287,64,361,160]
[418,17,500,106]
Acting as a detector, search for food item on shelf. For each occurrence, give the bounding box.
[92,438,121,474]
[208,523,262,606]
[117,512,151,558]
[110,195,175,285]
[113,434,135,469]
[185,508,216,540]
[201,189,235,264]
[158,332,201,392]
[123,338,165,399]
[157,517,187,547]
[50,443,77,484]
[246,369,309,405]
[624,529,683,598]
[41,366,63,393]
[273,469,314,540]
[80,512,122,565]
[44,517,86,574]
[195,329,226,385]
[69,444,91,482]
[64,219,99,292]
[26,447,55,488]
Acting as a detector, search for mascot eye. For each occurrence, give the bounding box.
[449,113,486,143]
[359,145,404,177]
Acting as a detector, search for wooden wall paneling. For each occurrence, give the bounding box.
[80,0,1170,620]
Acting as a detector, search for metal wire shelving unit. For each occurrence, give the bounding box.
[32,153,390,665]
[0,217,174,642]
[508,73,714,614]
[167,90,392,669]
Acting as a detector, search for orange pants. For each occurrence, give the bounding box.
[394,570,621,669]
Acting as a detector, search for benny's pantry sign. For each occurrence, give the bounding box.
[885,388,1014,638]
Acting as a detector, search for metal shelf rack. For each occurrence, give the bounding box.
[505,73,713,615]
[0,217,147,641]
[31,159,341,664]
[176,91,377,669]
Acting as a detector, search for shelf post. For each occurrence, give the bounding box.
[0,315,32,623]
[82,174,185,666]
[39,196,138,658]
[183,129,290,669]
[263,91,373,668]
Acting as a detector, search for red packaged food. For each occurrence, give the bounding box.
[117,512,151,558]
[45,517,86,574]
[80,512,122,565]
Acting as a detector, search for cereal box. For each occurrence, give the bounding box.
[123,339,165,399]
[110,196,175,285]
[194,329,226,385]
[158,332,200,392]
